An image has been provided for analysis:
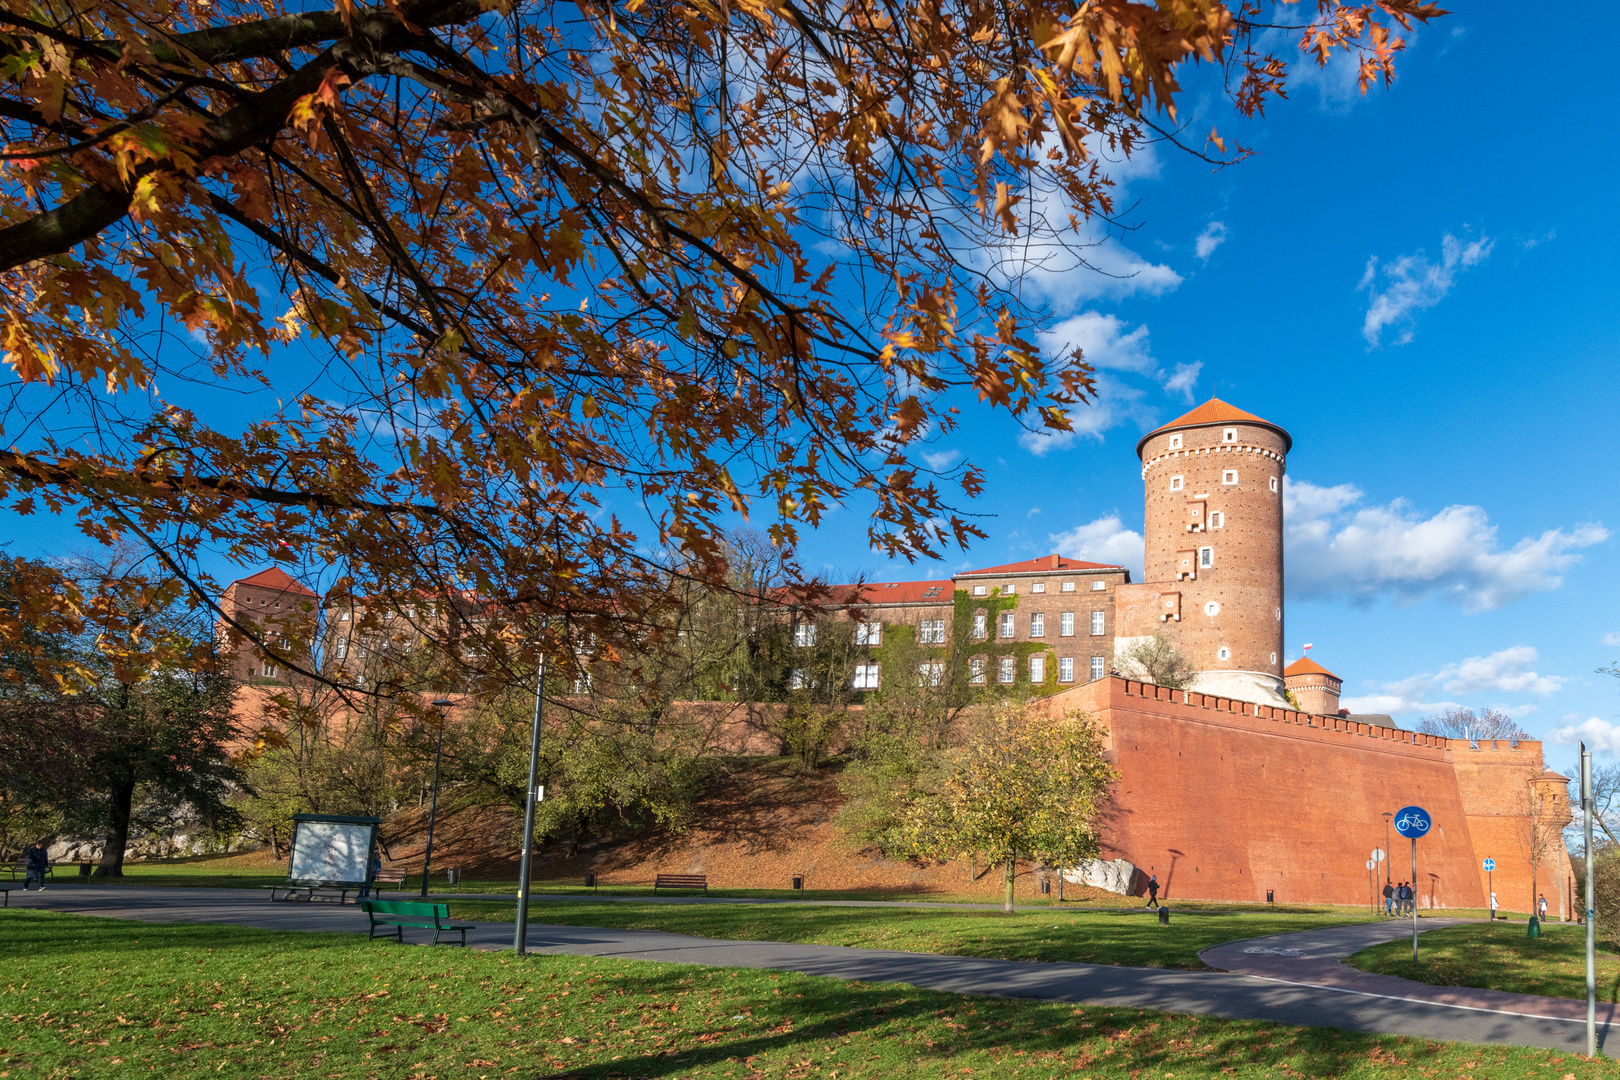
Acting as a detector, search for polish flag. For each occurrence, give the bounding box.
[1302,643,1314,651]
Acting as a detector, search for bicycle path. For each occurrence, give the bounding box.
[6,884,1609,1053]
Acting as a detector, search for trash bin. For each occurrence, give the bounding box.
[1041,879,1051,895]
[584,873,596,888]
[445,867,461,885]
[1528,915,1541,939]
[1266,890,1274,904]
[792,876,803,890]
[1158,905,1170,926]
[78,860,92,878]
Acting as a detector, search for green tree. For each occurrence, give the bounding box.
[1119,633,1196,691]
[897,704,1117,912]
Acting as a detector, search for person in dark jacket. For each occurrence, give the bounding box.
[24,841,50,891]
[1382,881,1395,915]
[1145,874,1159,908]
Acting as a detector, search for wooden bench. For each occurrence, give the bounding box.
[361,900,474,946]
[3,858,53,881]
[371,868,409,891]
[1,885,11,907]
[264,879,362,904]
[653,873,708,893]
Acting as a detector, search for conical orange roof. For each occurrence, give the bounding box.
[1136,397,1291,458]
[1284,656,1339,680]
[233,566,318,597]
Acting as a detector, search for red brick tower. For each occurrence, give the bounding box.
[1283,656,1342,715]
[1130,399,1290,703]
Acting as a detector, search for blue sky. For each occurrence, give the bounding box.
[785,12,1620,771]
[3,8,1616,770]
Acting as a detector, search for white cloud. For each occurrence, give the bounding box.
[1018,372,1155,456]
[1161,362,1202,402]
[1605,632,1620,647]
[1360,233,1494,346]
[1341,646,1564,717]
[1027,506,1042,517]
[921,449,961,472]
[1285,477,1607,612]
[1048,515,1143,579]
[1550,718,1620,757]
[1040,312,1156,374]
[1195,221,1228,260]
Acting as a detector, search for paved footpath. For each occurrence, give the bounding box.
[7,885,1612,1053]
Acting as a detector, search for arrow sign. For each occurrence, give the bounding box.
[1483,858,1495,872]
[1393,806,1432,839]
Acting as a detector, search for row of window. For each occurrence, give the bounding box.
[799,611,1108,647]
[969,580,1107,597]
[836,655,1110,690]
[1167,427,1248,450]
[1168,473,1278,492]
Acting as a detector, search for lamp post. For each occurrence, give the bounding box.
[1382,812,1393,886]
[419,698,454,899]
[514,649,547,955]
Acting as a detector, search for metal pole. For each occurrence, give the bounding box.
[1411,836,1418,962]
[1384,813,1393,886]
[1584,742,1596,1057]
[420,718,445,899]
[514,652,548,955]
[1488,869,1493,919]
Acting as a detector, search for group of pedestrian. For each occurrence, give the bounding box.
[1380,879,1416,915]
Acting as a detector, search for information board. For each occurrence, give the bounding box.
[289,815,379,884]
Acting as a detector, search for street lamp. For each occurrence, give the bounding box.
[419,698,455,898]
[514,649,547,955]
[1382,811,1393,886]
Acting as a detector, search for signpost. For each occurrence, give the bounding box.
[1483,858,1496,920]
[1365,859,1377,913]
[1393,805,1432,961]
[1582,743,1595,1057]
[1370,847,1385,914]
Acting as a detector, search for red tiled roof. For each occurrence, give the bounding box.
[1283,656,1340,680]
[1136,397,1292,458]
[232,567,318,597]
[955,555,1121,576]
[834,580,952,606]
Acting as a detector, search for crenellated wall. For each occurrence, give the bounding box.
[1034,677,1573,912]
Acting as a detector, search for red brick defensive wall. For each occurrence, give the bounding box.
[1037,677,1573,914]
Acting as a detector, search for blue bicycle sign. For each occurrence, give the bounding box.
[1393,805,1432,839]
[1482,858,1495,872]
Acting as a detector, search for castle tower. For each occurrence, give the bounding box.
[1129,398,1290,704]
[1283,656,1341,715]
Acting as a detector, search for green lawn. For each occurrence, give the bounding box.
[2,910,1604,1079]
[1351,919,1620,1001]
[444,899,1373,970]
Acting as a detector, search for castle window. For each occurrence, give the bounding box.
[1092,580,1106,591]
[973,613,987,639]
[918,662,944,687]
[1199,547,1214,568]
[1090,656,1106,681]
[1170,475,1184,492]
[1061,581,1075,592]
[1060,612,1074,637]
[261,661,276,678]
[1032,582,1046,594]
[340,610,350,621]
[1270,475,1279,492]
[999,657,1016,683]
[1090,611,1105,636]
[1270,652,1278,665]
[1029,613,1045,637]
[1222,469,1238,485]
[1217,647,1231,660]
[789,668,809,690]
[973,584,987,596]
[793,622,817,647]
[919,619,946,644]
[1209,511,1224,528]
[1003,583,1016,594]
[334,638,349,659]
[1222,428,1238,443]
[1029,656,1046,683]
[970,657,986,684]
[1059,657,1074,682]
[855,621,883,646]
[999,612,1015,639]
[1168,434,1183,450]
[1204,601,1220,616]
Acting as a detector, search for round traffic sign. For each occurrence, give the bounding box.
[1371,848,1385,863]
[1366,859,1376,870]
[1393,805,1432,839]
[1482,858,1495,872]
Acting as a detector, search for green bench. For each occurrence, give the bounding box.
[361,899,475,946]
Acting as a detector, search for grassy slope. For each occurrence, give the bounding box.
[1351,920,1620,1001]
[448,900,1375,970]
[3,911,1603,1079]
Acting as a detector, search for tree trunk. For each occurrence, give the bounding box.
[1003,854,1015,913]
[94,775,137,877]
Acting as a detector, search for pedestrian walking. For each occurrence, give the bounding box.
[1539,893,1548,920]
[1145,874,1159,908]
[24,841,50,891]
[1489,891,1499,920]
[1381,881,1394,915]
